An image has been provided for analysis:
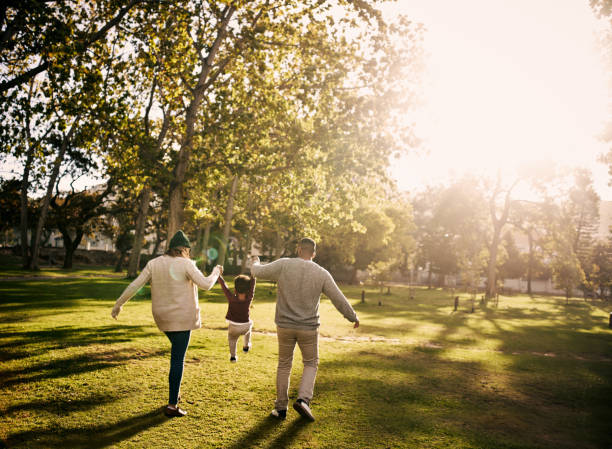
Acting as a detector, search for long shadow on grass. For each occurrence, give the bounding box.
[3,393,118,416]
[315,344,612,449]
[0,346,166,387]
[5,407,167,449]
[225,416,310,449]
[0,324,157,361]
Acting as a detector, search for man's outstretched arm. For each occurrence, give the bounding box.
[322,274,359,326]
[250,256,285,281]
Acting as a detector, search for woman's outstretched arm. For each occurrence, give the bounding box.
[111,263,152,319]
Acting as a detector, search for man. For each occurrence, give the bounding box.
[251,238,359,422]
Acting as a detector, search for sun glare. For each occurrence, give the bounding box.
[387,0,610,197]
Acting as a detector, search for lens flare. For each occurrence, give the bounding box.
[206,247,218,260]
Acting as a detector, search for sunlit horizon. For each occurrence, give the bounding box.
[387,0,612,200]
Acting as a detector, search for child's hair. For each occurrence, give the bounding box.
[234,275,251,294]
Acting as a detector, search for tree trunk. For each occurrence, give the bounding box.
[527,230,534,296]
[201,222,211,267]
[486,226,502,299]
[28,121,77,270]
[152,225,163,257]
[127,186,151,277]
[20,145,35,265]
[62,230,83,269]
[20,78,36,266]
[486,174,517,300]
[350,267,359,285]
[64,244,76,270]
[115,251,127,272]
[166,6,235,242]
[273,230,284,260]
[218,175,239,267]
[427,263,432,289]
[240,231,252,273]
[193,226,205,260]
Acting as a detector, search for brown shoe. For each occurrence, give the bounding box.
[164,405,187,417]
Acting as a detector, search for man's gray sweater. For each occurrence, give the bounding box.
[251,257,358,330]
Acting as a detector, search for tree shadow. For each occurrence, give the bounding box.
[267,418,311,449]
[0,324,158,362]
[225,416,280,449]
[5,407,168,449]
[316,335,612,449]
[0,346,166,387]
[225,416,311,449]
[3,393,118,416]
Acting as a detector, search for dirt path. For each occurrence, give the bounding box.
[239,328,612,362]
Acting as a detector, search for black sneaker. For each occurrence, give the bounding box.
[293,399,315,421]
[230,356,237,363]
[270,409,286,420]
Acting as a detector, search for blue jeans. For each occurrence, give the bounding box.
[164,330,191,405]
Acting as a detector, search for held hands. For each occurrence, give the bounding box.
[251,255,260,265]
[213,264,223,275]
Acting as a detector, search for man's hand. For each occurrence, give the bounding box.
[353,320,360,329]
[214,264,223,275]
[251,255,260,265]
[111,305,121,320]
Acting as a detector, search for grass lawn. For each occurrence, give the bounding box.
[0,271,611,448]
[0,254,119,279]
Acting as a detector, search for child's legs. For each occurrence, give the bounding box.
[243,323,253,348]
[227,324,241,357]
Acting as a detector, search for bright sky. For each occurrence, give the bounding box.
[385,0,612,199]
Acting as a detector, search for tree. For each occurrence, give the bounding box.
[0,0,145,93]
[510,200,555,295]
[3,4,137,270]
[413,179,488,289]
[0,178,21,236]
[484,172,520,299]
[368,259,395,293]
[49,184,113,269]
[552,247,585,303]
[498,232,527,282]
[589,241,612,298]
[566,169,600,265]
[157,1,423,241]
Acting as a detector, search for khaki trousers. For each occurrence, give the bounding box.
[227,321,252,357]
[275,326,319,410]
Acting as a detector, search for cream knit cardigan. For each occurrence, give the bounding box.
[113,255,221,332]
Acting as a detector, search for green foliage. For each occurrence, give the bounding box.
[413,179,488,284]
[552,248,585,299]
[0,178,22,232]
[498,232,526,280]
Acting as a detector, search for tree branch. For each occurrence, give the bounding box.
[0,0,144,93]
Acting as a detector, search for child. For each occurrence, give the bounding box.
[218,274,256,362]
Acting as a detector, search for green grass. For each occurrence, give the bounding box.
[0,272,611,448]
[0,254,119,278]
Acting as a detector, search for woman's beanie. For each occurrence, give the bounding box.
[169,230,191,249]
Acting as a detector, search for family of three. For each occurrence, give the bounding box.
[111,231,359,421]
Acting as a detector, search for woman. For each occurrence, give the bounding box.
[111,230,222,417]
